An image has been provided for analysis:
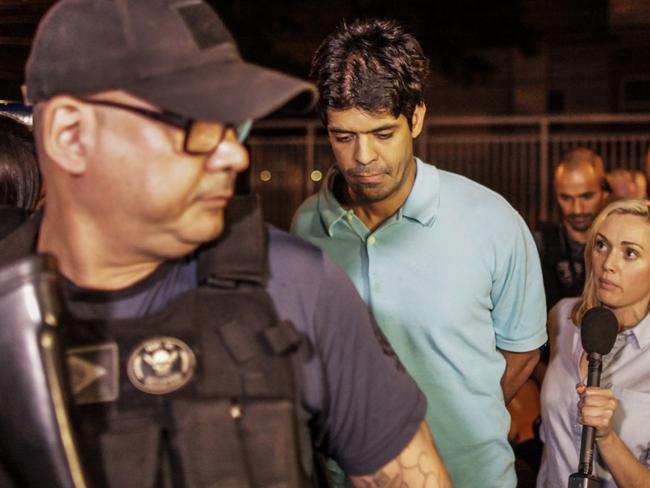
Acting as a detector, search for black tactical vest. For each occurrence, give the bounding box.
[537,222,585,310]
[0,196,318,488]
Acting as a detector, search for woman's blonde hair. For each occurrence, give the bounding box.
[572,198,650,324]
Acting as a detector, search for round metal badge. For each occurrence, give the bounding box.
[127,336,197,395]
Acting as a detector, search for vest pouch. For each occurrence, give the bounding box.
[99,423,160,488]
[239,399,303,488]
[171,397,302,488]
[171,398,252,488]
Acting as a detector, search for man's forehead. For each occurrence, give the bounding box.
[555,176,602,196]
[555,163,601,186]
[326,107,404,131]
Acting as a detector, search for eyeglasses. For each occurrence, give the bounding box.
[80,98,252,155]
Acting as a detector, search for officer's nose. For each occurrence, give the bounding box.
[204,128,249,174]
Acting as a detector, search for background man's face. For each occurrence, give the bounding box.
[554,162,606,233]
[326,107,420,205]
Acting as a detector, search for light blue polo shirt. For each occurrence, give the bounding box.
[291,158,547,488]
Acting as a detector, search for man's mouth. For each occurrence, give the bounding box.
[199,194,232,208]
[350,173,385,184]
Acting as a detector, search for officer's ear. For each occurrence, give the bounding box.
[410,103,426,139]
[39,96,95,175]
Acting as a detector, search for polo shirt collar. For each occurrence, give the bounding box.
[317,166,349,235]
[317,158,440,235]
[403,158,439,226]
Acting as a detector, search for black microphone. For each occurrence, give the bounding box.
[568,307,618,488]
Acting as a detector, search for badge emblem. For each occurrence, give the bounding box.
[127,337,196,395]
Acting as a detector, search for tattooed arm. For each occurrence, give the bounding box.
[349,422,452,488]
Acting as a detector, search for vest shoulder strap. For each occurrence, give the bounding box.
[537,222,567,258]
[197,194,268,287]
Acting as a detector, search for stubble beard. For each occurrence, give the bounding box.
[565,213,596,233]
[348,180,396,205]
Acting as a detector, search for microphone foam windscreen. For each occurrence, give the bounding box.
[581,307,619,354]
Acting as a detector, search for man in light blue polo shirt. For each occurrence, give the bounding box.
[291,18,547,488]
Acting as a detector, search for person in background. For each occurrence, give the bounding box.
[292,17,546,488]
[0,114,42,238]
[538,198,650,488]
[606,168,639,201]
[633,170,648,199]
[0,1,451,486]
[536,147,609,311]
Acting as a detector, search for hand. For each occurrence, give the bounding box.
[576,384,618,442]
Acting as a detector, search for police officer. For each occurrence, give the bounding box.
[536,147,609,310]
[0,1,451,487]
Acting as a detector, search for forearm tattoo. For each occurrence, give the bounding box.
[355,450,440,488]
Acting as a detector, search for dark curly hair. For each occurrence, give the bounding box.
[310,18,430,127]
[0,115,41,210]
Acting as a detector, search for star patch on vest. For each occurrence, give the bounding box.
[127,337,196,395]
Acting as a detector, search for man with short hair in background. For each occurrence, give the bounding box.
[292,18,547,488]
[536,147,609,310]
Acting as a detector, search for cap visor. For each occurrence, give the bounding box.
[126,60,317,123]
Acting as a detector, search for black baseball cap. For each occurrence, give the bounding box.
[24,0,317,123]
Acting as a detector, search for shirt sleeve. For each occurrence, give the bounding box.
[490,211,548,352]
[311,253,427,476]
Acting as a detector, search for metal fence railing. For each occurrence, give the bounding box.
[5,107,649,230]
[248,114,650,230]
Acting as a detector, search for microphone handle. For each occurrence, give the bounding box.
[578,352,603,475]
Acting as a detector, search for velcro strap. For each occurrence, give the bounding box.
[263,321,302,356]
[219,320,260,363]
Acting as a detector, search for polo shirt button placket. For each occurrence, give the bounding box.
[366,235,379,296]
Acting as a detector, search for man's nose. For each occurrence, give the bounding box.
[354,135,377,166]
[204,129,250,174]
[572,198,585,214]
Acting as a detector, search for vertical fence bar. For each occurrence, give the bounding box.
[539,117,550,222]
[304,122,316,198]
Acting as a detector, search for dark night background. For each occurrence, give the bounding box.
[0,0,575,102]
[212,0,536,86]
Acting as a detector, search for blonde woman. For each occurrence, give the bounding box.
[538,199,650,488]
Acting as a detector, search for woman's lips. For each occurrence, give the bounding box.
[598,277,619,291]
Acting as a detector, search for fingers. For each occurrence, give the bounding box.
[576,386,618,439]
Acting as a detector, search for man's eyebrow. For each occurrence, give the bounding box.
[557,191,596,198]
[328,123,399,134]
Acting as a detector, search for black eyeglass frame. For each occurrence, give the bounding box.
[79,98,238,155]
